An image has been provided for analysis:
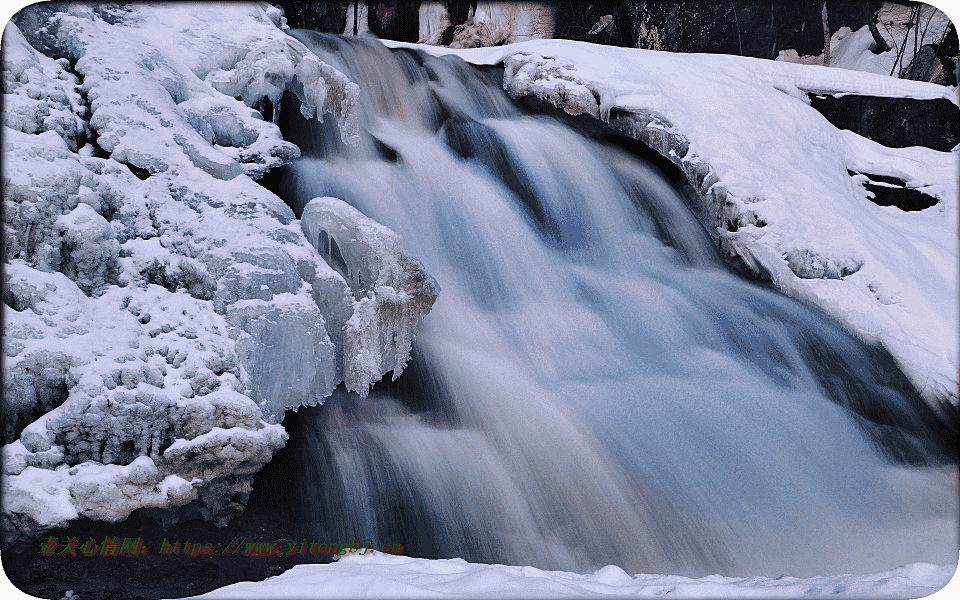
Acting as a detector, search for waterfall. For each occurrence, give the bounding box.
[273,32,956,578]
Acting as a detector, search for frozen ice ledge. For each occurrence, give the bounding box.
[1,3,434,545]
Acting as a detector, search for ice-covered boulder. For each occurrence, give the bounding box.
[302,197,440,397]
[56,203,121,296]
[2,4,434,545]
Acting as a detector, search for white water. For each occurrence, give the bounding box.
[278,34,956,578]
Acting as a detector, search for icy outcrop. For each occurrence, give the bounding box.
[226,295,338,418]
[302,198,440,397]
[2,3,432,545]
[340,2,371,37]
[449,2,555,49]
[418,1,452,45]
[1,23,87,151]
[504,53,599,117]
[56,204,121,296]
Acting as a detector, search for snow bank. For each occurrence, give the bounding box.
[302,197,440,397]
[181,551,957,599]
[383,37,959,408]
[2,3,434,543]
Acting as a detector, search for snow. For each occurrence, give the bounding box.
[382,36,959,407]
[180,551,958,599]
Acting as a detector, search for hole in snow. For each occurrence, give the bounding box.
[125,163,151,180]
[848,171,938,212]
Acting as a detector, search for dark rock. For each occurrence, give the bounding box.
[902,45,953,86]
[810,95,959,151]
[272,1,349,32]
[553,1,633,47]
[368,1,421,42]
[619,0,880,58]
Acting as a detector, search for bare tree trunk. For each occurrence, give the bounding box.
[868,18,891,53]
[821,0,831,66]
[353,0,359,36]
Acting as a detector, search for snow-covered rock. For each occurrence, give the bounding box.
[382,38,958,409]
[2,3,435,544]
[302,197,440,397]
[1,23,87,150]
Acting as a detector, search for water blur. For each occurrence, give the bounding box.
[276,32,957,577]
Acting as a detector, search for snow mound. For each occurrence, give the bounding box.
[384,37,959,408]
[302,197,440,397]
[181,552,957,599]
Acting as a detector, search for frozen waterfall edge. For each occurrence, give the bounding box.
[1,4,436,546]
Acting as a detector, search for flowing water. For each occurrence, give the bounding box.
[273,33,956,578]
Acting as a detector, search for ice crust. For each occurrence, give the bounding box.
[385,37,959,409]
[2,3,432,543]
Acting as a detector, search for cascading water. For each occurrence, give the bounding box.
[273,32,956,578]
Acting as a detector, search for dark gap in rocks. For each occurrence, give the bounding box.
[863,184,938,211]
[125,163,151,180]
[848,170,939,211]
[367,1,421,43]
[253,95,274,123]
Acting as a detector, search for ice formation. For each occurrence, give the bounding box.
[2,3,432,544]
[301,197,440,397]
[385,37,959,409]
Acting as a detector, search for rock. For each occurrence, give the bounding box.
[809,94,959,152]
